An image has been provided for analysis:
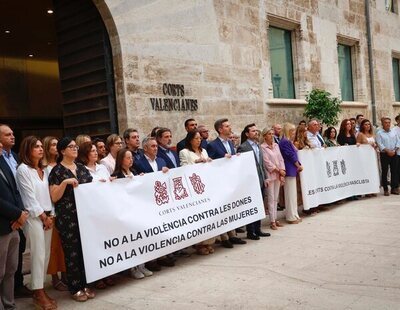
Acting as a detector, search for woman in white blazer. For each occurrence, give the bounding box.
[179,130,213,255]
[179,131,209,166]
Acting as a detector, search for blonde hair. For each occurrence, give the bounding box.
[282,123,296,138]
[75,134,91,148]
[260,127,274,143]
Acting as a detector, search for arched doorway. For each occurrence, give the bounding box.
[0,0,119,146]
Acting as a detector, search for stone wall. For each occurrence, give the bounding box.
[100,0,400,142]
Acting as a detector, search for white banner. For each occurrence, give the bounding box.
[298,145,380,210]
[74,152,265,282]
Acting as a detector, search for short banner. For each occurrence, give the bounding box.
[74,152,265,282]
[298,145,380,210]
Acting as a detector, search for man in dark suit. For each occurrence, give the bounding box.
[207,118,246,248]
[134,137,175,270]
[0,124,32,298]
[176,118,197,154]
[156,128,180,169]
[237,123,270,240]
[135,137,168,174]
[197,125,210,147]
[0,140,29,308]
[123,128,144,161]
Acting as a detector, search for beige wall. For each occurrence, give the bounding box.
[99,0,400,142]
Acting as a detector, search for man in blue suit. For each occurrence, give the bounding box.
[156,128,180,169]
[134,137,175,270]
[207,118,236,159]
[207,118,246,248]
[135,137,168,174]
[0,124,31,299]
[0,137,29,308]
[237,123,270,240]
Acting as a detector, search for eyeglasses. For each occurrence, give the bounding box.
[67,145,79,150]
[114,142,123,145]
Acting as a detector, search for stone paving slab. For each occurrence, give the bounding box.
[16,194,400,309]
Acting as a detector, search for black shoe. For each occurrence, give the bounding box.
[145,261,162,272]
[14,285,32,298]
[229,237,247,245]
[173,249,190,257]
[247,233,260,240]
[221,240,234,248]
[235,227,245,233]
[277,204,285,211]
[157,257,175,267]
[166,254,177,262]
[256,231,271,237]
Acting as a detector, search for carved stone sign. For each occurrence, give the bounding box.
[150,83,198,112]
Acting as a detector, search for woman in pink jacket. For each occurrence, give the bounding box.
[261,128,286,230]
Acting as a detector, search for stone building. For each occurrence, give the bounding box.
[1,0,400,142]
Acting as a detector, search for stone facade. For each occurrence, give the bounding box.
[95,0,400,142]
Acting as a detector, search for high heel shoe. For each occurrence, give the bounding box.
[33,289,57,309]
[71,290,88,302]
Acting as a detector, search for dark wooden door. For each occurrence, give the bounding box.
[53,0,118,138]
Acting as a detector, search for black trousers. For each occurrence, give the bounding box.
[56,210,87,294]
[246,220,262,234]
[380,153,399,191]
[247,185,264,234]
[14,229,25,289]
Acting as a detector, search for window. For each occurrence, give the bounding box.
[337,44,354,101]
[269,26,295,99]
[386,0,398,13]
[393,58,400,101]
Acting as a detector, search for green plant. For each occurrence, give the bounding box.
[304,89,342,126]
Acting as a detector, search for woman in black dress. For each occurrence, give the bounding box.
[48,137,94,302]
[337,119,357,146]
[337,119,360,201]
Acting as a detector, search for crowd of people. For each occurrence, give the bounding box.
[1,113,399,309]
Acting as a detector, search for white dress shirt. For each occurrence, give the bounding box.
[100,153,116,174]
[307,131,324,149]
[16,163,54,217]
[145,154,158,172]
[218,137,232,154]
[86,163,110,181]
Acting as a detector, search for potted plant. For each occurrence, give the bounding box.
[304,89,342,126]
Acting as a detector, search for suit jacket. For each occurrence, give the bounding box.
[0,156,25,235]
[237,140,266,188]
[207,137,235,159]
[279,137,299,177]
[157,147,180,169]
[135,156,167,174]
[176,139,186,155]
[131,148,144,161]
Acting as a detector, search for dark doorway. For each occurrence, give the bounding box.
[0,0,118,146]
[54,0,118,138]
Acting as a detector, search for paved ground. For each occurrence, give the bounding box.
[16,194,400,309]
